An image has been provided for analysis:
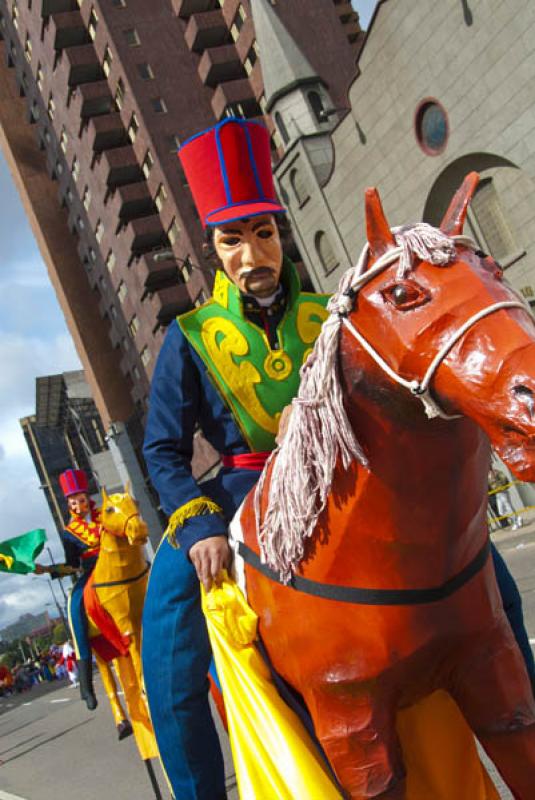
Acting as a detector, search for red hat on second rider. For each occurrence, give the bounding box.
[178,117,286,228]
[59,469,89,498]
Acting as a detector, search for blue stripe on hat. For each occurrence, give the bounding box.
[214,125,233,206]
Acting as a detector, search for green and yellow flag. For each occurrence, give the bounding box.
[0,529,47,575]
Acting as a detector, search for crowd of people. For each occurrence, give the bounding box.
[0,640,79,698]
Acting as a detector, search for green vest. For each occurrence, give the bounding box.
[178,258,329,452]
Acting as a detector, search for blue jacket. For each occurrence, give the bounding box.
[143,319,252,553]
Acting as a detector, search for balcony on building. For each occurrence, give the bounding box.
[84,113,128,153]
[133,252,182,294]
[150,284,192,328]
[171,0,220,18]
[107,183,154,227]
[98,146,144,189]
[47,10,90,50]
[121,216,169,257]
[63,44,104,86]
[198,44,244,88]
[185,10,229,53]
[211,78,257,120]
[71,81,114,119]
[40,0,78,16]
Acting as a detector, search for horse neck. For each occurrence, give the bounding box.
[94,528,146,581]
[337,366,492,546]
[307,386,492,585]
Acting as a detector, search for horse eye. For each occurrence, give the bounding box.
[382,280,429,310]
[105,506,114,514]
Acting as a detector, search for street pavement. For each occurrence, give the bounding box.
[1,521,534,800]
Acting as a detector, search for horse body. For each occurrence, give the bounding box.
[86,490,157,761]
[94,526,148,639]
[239,175,535,798]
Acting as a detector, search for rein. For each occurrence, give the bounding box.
[238,539,490,605]
[92,561,150,589]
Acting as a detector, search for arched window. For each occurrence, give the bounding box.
[308,91,325,124]
[274,111,289,145]
[289,168,309,207]
[315,231,339,275]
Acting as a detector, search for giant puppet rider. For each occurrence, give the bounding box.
[141,118,534,800]
[34,468,100,711]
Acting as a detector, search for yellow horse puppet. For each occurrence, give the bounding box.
[83,488,158,763]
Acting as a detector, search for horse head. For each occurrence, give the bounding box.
[100,486,148,546]
[343,172,535,480]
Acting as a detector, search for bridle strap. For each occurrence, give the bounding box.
[338,232,530,420]
[122,512,140,534]
[342,299,529,420]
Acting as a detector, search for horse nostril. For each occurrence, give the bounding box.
[513,384,535,419]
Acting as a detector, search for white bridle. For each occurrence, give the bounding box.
[337,235,530,421]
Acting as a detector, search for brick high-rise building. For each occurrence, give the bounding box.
[0,0,362,482]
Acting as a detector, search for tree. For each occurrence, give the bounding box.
[1,652,17,669]
[52,623,68,645]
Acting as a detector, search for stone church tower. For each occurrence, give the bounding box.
[251,0,354,291]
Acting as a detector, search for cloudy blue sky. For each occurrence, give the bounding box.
[0,1,378,631]
[0,153,81,631]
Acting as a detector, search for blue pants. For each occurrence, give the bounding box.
[142,473,534,800]
[67,565,95,661]
[142,468,259,800]
[492,544,535,678]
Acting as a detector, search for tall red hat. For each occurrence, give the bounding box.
[178,118,286,227]
[59,469,89,498]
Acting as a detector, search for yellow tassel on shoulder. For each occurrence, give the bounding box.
[165,496,223,547]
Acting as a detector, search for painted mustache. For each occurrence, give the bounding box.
[237,266,276,281]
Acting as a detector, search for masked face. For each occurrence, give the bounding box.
[67,492,90,517]
[213,215,283,298]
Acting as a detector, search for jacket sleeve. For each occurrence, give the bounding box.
[48,533,82,578]
[143,321,227,554]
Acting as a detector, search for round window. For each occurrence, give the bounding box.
[415,100,449,155]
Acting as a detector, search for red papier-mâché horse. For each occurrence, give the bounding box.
[235,173,535,799]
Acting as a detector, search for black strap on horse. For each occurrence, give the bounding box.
[91,561,151,589]
[236,539,491,605]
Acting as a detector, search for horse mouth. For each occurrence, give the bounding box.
[494,425,535,479]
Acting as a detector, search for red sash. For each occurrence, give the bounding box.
[83,573,131,662]
[221,452,271,471]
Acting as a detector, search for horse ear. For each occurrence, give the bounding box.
[365,188,396,260]
[440,172,480,235]
[124,480,131,496]
[101,486,108,506]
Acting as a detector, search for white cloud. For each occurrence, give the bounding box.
[0,331,80,459]
[0,453,69,629]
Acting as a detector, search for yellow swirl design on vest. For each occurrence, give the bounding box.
[297,301,330,347]
[200,317,280,435]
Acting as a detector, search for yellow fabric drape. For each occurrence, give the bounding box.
[202,574,341,799]
[202,575,498,800]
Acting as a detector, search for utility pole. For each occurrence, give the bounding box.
[45,546,69,619]
[46,577,67,628]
